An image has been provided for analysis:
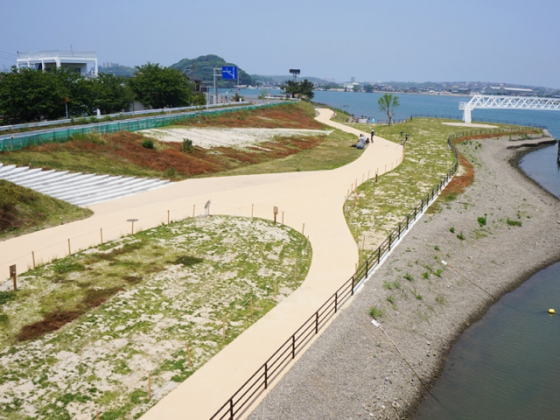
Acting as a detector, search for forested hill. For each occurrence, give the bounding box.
[169,54,253,87]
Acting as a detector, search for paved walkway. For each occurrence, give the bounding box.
[0,109,402,419]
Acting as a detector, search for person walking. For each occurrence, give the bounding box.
[370,128,375,143]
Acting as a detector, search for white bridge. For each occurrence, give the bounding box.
[460,95,560,123]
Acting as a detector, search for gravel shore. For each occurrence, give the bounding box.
[248,136,560,419]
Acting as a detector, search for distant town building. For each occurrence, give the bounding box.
[102,62,119,68]
[350,77,355,83]
[489,86,533,96]
[16,50,98,77]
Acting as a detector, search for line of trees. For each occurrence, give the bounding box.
[0,63,205,124]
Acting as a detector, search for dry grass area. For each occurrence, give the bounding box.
[0,216,311,419]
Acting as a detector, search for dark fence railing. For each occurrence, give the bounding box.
[210,138,460,420]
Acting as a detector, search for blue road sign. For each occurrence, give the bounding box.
[222,66,238,80]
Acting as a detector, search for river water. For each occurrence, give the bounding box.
[242,89,560,419]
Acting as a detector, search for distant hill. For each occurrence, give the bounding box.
[99,64,136,78]
[169,54,253,87]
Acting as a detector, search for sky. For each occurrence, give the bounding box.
[2,0,560,89]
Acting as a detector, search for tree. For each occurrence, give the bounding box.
[0,67,69,122]
[352,85,361,93]
[364,84,374,93]
[280,79,314,100]
[91,73,133,114]
[128,63,195,109]
[378,93,400,125]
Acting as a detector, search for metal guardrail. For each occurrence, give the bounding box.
[409,113,548,129]
[0,101,257,133]
[210,136,460,420]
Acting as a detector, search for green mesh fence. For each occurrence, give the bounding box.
[0,103,284,152]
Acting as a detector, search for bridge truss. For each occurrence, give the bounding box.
[459,95,560,123]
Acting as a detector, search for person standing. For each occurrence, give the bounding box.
[370,128,375,143]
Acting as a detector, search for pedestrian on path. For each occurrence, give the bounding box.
[371,128,375,143]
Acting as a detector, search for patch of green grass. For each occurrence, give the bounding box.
[449,227,455,233]
[434,245,440,251]
[422,272,430,279]
[0,291,16,305]
[507,218,522,227]
[369,305,384,319]
[457,231,465,240]
[0,180,92,240]
[477,215,487,227]
[404,273,414,282]
[383,280,401,290]
[386,295,395,305]
[435,295,446,305]
[415,293,423,300]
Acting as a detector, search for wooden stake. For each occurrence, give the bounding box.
[186,343,193,367]
[251,203,254,217]
[100,228,103,244]
[148,372,152,399]
[68,238,71,256]
[10,265,16,292]
[192,204,195,217]
[97,411,100,420]
[167,210,170,224]
[376,171,378,183]
[32,251,36,269]
[301,223,305,235]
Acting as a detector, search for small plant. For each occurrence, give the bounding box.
[386,295,395,305]
[165,167,177,178]
[383,280,401,290]
[52,260,85,274]
[0,291,17,305]
[142,139,155,149]
[434,245,440,251]
[434,269,443,277]
[456,231,465,240]
[182,138,193,153]
[173,255,203,267]
[477,216,487,227]
[449,227,455,233]
[435,295,446,305]
[369,306,384,319]
[421,272,429,279]
[507,218,522,227]
[416,294,423,300]
[404,273,414,282]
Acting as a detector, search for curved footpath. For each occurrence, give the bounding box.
[248,136,560,418]
[0,109,402,419]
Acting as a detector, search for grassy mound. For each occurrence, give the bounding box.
[0,180,92,240]
[0,102,358,181]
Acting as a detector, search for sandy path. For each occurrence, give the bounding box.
[0,109,402,419]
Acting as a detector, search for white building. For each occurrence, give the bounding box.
[16,50,98,77]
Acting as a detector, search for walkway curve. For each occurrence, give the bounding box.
[0,109,403,419]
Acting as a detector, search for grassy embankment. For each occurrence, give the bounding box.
[0,180,92,240]
[0,102,359,180]
[0,216,311,419]
[342,118,542,262]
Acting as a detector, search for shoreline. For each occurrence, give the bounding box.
[248,136,560,419]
